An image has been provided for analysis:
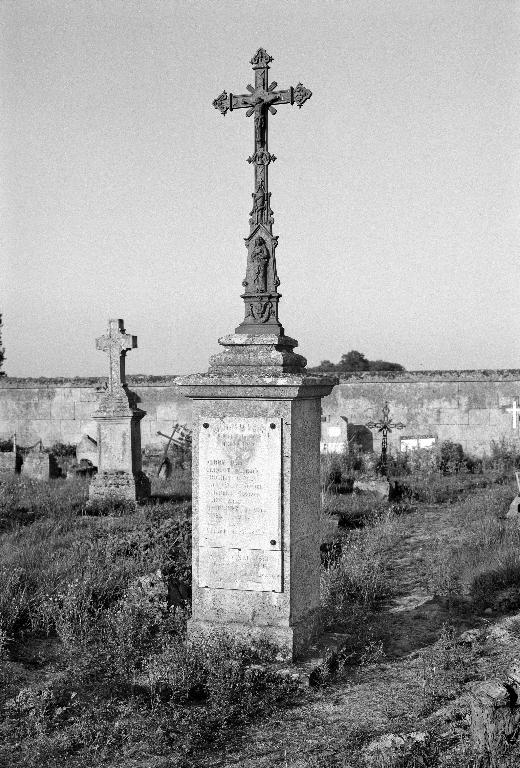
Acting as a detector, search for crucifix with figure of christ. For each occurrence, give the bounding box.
[213,48,312,336]
[96,319,137,397]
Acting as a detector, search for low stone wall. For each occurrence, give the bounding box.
[321,369,520,457]
[0,376,191,452]
[1,370,519,457]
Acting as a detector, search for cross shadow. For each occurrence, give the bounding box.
[124,385,141,409]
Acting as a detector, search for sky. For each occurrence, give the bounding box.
[2,0,519,377]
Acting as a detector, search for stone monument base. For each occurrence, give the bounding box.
[188,612,320,660]
[88,469,150,506]
[179,339,337,661]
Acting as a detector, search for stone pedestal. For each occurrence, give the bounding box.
[88,401,150,506]
[179,334,336,660]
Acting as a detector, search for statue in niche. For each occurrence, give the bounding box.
[250,182,266,224]
[251,237,269,292]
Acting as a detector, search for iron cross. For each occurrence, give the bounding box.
[366,402,406,475]
[96,319,137,394]
[213,48,312,336]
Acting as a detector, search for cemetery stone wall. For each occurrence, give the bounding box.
[321,370,520,457]
[1,370,519,458]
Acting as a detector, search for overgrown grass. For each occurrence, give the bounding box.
[1,612,298,766]
[0,506,191,643]
[421,484,520,611]
[2,463,520,766]
[0,476,89,530]
[0,477,299,766]
[321,509,403,628]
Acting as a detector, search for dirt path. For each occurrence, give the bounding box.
[192,503,488,768]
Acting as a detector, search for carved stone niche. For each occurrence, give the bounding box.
[242,227,279,295]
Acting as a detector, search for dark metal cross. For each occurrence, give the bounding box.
[96,319,137,395]
[366,402,406,475]
[213,48,312,336]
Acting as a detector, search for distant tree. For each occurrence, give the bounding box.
[368,359,405,372]
[318,359,336,371]
[337,350,369,372]
[308,349,405,373]
[0,315,5,377]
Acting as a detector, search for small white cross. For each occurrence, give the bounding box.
[505,399,519,429]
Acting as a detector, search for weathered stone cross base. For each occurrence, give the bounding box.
[180,334,336,660]
[87,410,150,508]
[88,469,150,505]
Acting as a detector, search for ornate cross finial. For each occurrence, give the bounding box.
[96,319,137,395]
[213,50,312,336]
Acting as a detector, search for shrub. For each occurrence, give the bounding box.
[0,506,191,642]
[2,623,298,764]
[438,440,465,475]
[48,442,77,458]
[324,492,388,530]
[418,624,480,710]
[321,510,402,627]
[419,485,520,611]
[483,438,520,475]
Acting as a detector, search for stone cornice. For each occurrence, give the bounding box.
[330,370,520,383]
[1,370,520,388]
[0,375,182,388]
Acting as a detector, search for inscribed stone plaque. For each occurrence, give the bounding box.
[198,417,282,592]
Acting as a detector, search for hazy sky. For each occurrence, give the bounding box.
[2,0,519,377]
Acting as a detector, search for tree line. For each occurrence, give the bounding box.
[308,349,404,373]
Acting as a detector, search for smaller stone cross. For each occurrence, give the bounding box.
[96,319,137,395]
[505,399,519,429]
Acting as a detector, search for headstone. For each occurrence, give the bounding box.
[506,496,520,518]
[76,434,98,466]
[22,443,50,480]
[179,50,337,660]
[0,433,17,475]
[400,436,436,451]
[353,478,391,499]
[346,421,374,453]
[353,451,390,498]
[0,451,16,475]
[88,319,150,506]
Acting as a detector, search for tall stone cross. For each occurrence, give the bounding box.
[96,319,137,396]
[213,48,312,336]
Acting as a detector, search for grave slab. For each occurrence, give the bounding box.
[22,448,50,480]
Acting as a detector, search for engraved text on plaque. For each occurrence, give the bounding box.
[198,417,282,591]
